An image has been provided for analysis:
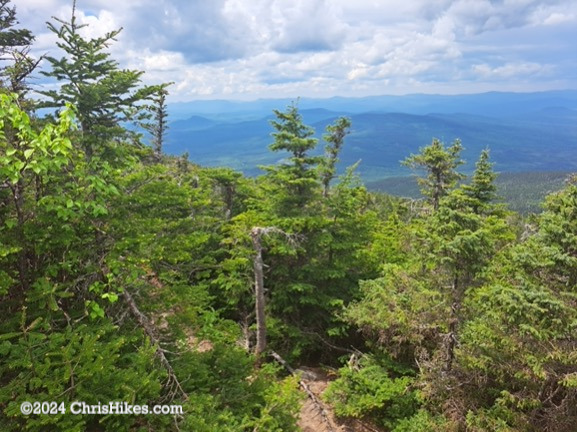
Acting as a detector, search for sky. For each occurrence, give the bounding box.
[15,0,577,102]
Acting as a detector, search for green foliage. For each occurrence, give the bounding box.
[173,351,302,431]
[140,83,172,160]
[247,370,304,432]
[392,409,457,432]
[455,176,577,431]
[402,138,465,210]
[464,407,522,432]
[324,355,418,429]
[0,88,305,430]
[260,167,382,361]
[347,265,446,353]
[0,93,74,180]
[0,319,163,431]
[0,0,37,98]
[462,148,498,212]
[39,1,157,158]
[320,116,351,196]
[0,0,32,50]
[262,102,323,214]
[1,10,575,429]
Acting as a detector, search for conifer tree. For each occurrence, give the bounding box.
[462,148,498,213]
[320,116,351,197]
[39,0,157,158]
[402,138,465,210]
[141,83,171,161]
[263,102,322,213]
[0,0,38,100]
[459,176,577,430]
[0,0,32,50]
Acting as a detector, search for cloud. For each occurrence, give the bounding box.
[472,62,554,78]
[12,0,577,100]
[268,0,346,53]
[119,0,252,63]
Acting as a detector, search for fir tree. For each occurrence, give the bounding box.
[263,102,322,213]
[0,0,38,100]
[320,116,351,197]
[140,84,171,161]
[39,0,157,158]
[463,148,498,213]
[402,138,465,210]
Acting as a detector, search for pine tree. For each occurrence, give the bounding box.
[320,116,351,197]
[402,138,465,210]
[263,102,322,213]
[0,0,38,100]
[39,0,157,158]
[140,84,171,161]
[463,148,498,213]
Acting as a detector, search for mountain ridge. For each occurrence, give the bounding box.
[164,90,577,181]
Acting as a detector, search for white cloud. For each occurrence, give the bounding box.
[472,62,554,78]
[11,0,577,100]
[130,50,186,72]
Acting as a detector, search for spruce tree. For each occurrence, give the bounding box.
[0,0,32,49]
[263,102,322,213]
[461,148,498,212]
[402,138,465,210]
[0,0,38,100]
[140,83,171,161]
[39,0,157,158]
[320,116,351,197]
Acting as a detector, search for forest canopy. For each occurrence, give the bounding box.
[1,2,576,431]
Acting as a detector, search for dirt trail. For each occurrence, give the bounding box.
[297,368,381,432]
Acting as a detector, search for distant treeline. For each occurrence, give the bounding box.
[368,171,571,213]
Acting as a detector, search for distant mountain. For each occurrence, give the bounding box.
[170,115,218,131]
[168,90,577,119]
[165,90,577,181]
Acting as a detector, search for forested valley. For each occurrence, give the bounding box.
[1,2,576,431]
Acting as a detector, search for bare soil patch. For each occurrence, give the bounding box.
[297,367,382,432]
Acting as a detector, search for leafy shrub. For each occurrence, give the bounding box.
[324,355,418,429]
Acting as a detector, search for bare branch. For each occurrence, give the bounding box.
[123,288,188,401]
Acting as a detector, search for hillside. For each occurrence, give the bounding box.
[367,171,572,213]
[5,1,577,431]
[165,91,577,181]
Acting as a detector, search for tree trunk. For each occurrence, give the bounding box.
[250,226,296,365]
[322,178,330,199]
[251,228,267,360]
[445,273,459,372]
[11,180,29,295]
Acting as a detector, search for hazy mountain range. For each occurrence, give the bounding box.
[165,90,577,182]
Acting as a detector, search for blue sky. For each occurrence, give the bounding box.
[16,0,577,101]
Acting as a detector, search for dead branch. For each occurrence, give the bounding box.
[123,288,188,401]
[251,226,301,362]
[301,329,359,354]
[354,419,382,432]
[271,350,335,432]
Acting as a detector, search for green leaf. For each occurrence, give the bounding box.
[5,219,17,229]
[101,292,119,303]
[24,148,34,159]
